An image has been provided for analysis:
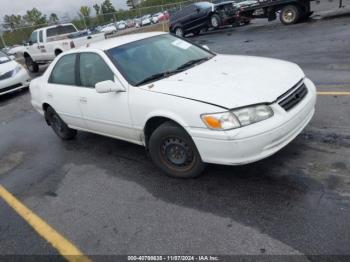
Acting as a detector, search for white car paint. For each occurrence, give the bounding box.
[100,25,117,33]
[30,32,316,166]
[0,54,31,95]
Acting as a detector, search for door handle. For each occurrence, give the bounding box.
[79,97,87,103]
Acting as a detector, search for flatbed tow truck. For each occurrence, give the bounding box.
[237,0,335,25]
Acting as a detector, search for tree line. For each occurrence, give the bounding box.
[1,0,187,48]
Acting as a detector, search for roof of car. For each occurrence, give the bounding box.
[88,32,167,51]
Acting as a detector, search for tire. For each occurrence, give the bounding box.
[149,121,206,178]
[25,56,39,73]
[210,14,221,28]
[55,50,62,56]
[174,27,184,37]
[45,107,77,140]
[280,5,300,25]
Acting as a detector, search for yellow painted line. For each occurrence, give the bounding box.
[0,185,91,262]
[317,92,350,96]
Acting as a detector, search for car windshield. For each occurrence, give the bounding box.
[107,34,214,86]
[0,51,10,64]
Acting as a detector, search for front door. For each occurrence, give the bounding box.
[77,52,135,141]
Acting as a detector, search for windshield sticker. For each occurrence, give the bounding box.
[171,39,192,50]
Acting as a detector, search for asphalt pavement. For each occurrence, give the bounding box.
[0,14,350,262]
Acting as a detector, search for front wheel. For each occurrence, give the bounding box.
[280,5,300,25]
[25,56,39,73]
[45,107,77,140]
[149,122,206,178]
[174,27,184,37]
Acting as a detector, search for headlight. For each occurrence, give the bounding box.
[232,104,274,127]
[11,65,22,76]
[201,104,273,130]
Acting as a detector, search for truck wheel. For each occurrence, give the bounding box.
[174,27,184,37]
[210,14,221,28]
[148,121,206,178]
[25,56,39,73]
[280,5,300,25]
[45,107,77,140]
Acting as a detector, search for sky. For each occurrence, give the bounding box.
[0,0,128,20]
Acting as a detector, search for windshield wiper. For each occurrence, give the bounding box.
[136,57,210,86]
[175,57,210,71]
[136,72,170,86]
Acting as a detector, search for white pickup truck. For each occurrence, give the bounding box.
[23,23,106,72]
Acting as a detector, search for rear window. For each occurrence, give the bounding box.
[47,25,77,38]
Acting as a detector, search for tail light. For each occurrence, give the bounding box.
[70,41,75,48]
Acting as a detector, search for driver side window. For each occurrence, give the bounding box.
[79,53,114,88]
[30,31,38,44]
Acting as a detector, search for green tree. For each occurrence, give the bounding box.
[3,15,23,30]
[49,13,59,24]
[23,8,47,26]
[93,4,101,15]
[101,0,116,22]
[79,6,92,27]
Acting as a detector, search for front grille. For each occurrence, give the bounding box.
[0,83,22,94]
[278,82,308,111]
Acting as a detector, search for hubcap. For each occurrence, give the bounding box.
[211,17,218,27]
[26,60,33,71]
[283,9,295,23]
[175,28,183,36]
[161,137,193,167]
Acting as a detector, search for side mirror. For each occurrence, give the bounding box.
[202,45,210,50]
[95,80,125,93]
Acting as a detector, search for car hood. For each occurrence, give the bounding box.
[0,60,17,75]
[141,55,305,109]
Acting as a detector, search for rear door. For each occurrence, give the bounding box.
[45,53,86,128]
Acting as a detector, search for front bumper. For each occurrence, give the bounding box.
[189,78,317,165]
[0,68,31,96]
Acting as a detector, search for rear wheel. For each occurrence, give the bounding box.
[280,5,300,25]
[210,14,221,28]
[149,121,206,178]
[25,56,39,73]
[45,107,77,140]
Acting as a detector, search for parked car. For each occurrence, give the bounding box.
[169,1,240,37]
[30,32,316,178]
[141,15,152,26]
[151,14,160,24]
[23,23,106,73]
[126,19,136,28]
[7,45,26,57]
[100,24,117,34]
[0,51,30,96]
[117,21,127,30]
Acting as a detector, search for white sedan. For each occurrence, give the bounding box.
[0,51,31,96]
[29,32,316,178]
